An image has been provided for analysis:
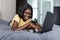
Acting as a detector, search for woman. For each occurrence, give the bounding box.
[10,4,41,32]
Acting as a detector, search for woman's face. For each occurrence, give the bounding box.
[23,9,32,21]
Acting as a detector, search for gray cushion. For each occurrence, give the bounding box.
[54,7,60,25]
[41,11,55,33]
[0,18,8,26]
[0,23,11,31]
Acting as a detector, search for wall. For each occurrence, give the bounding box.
[54,0,60,6]
[0,0,16,22]
[0,0,1,18]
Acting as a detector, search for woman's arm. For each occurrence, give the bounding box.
[15,22,30,31]
[12,20,30,31]
[12,20,41,31]
[11,20,18,31]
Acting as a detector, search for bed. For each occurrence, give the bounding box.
[0,23,44,40]
[0,11,60,40]
[0,18,44,40]
[0,21,60,40]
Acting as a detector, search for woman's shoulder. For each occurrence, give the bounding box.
[15,14,19,16]
[13,14,21,20]
[14,14,20,18]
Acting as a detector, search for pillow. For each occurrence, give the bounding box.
[0,18,8,26]
[0,23,11,31]
[41,11,55,33]
[54,7,60,25]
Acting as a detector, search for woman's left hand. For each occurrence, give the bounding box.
[29,22,36,29]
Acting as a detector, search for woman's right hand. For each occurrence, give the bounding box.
[28,22,41,31]
[28,22,37,29]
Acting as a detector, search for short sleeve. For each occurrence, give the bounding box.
[10,14,20,27]
[13,14,20,23]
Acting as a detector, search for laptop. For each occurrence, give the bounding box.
[40,11,55,33]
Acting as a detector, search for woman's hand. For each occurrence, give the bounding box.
[29,22,38,29]
[29,22,42,31]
